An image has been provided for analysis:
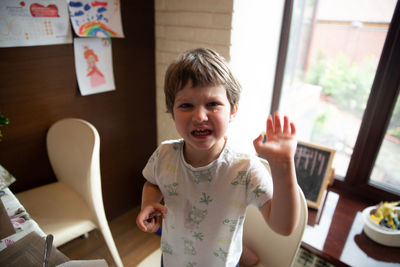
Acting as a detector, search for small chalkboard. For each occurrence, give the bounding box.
[294,141,335,209]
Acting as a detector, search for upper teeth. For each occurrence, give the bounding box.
[194,130,209,135]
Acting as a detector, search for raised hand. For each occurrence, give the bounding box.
[255,112,300,235]
[253,112,297,166]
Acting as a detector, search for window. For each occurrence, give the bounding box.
[371,96,400,192]
[275,0,400,200]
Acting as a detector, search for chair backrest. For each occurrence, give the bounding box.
[46,118,103,225]
[242,186,308,267]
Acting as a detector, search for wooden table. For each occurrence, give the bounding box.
[301,188,400,267]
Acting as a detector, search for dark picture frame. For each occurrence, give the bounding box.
[295,141,335,209]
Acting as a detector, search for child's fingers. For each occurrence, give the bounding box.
[147,203,167,217]
[266,115,274,141]
[137,214,161,232]
[253,132,266,149]
[136,215,148,232]
[273,112,282,134]
[136,204,167,232]
[136,208,155,231]
[146,210,165,223]
[154,203,168,219]
[290,122,296,136]
[283,116,290,134]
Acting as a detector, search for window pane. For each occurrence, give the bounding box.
[370,95,400,193]
[279,0,396,178]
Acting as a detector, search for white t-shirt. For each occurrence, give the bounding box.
[143,139,273,267]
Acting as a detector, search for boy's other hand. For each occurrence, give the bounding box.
[253,112,297,166]
[136,203,167,232]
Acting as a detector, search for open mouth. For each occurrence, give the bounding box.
[191,129,212,136]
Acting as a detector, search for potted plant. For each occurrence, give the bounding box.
[0,113,9,141]
[0,113,15,188]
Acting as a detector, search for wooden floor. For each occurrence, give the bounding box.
[58,206,161,267]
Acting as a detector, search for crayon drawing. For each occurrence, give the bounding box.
[68,0,124,38]
[84,46,106,88]
[0,0,72,47]
[74,38,115,96]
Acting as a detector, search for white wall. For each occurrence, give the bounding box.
[229,0,284,153]
[155,0,284,150]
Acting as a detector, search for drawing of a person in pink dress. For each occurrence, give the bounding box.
[84,46,106,87]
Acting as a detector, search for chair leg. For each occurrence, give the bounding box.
[99,223,124,267]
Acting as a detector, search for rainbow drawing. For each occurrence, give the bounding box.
[78,21,119,37]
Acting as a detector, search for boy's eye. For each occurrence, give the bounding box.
[207,102,220,107]
[179,103,193,108]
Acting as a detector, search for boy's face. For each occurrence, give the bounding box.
[172,80,237,160]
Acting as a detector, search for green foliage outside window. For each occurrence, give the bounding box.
[306,51,400,139]
[306,52,375,116]
[388,99,400,138]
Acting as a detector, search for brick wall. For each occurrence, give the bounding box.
[154,0,234,143]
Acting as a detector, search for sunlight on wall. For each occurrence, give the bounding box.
[228,0,284,154]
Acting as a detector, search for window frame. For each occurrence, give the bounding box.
[272,0,400,201]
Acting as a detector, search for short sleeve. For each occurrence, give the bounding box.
[142,145,161,185]
[246,157,273,208]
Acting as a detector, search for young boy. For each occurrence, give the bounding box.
[136,48,300,267]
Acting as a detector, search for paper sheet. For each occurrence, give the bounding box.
[0,0,72,47]
[68,0,124,38]
[74,38,115,96]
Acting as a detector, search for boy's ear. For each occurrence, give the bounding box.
[229,103,239,122]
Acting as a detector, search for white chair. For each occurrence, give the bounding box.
[16,118,123,267]
[242,186,308,267]
[138,186,308,267]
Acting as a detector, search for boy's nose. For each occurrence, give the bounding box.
[192,106,208,122]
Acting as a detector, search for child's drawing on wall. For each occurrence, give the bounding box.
[74,37,115,96]
[68,0,124,38]
[84,46,106,87]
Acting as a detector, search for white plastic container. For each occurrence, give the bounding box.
[362,206,400,247]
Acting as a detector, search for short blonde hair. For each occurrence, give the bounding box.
[164,48,241,114]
